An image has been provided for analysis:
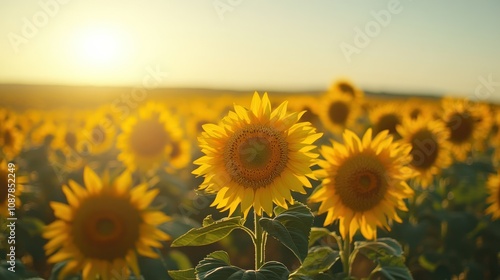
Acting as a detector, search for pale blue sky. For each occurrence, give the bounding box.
[1,0,499,99]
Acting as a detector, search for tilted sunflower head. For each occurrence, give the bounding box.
[193,92,323,217]
[309,129,414,240]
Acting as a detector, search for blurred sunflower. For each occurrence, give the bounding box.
[485,170,500,219]
[31,119,57,146]
[184,101,224,141]
[77,111,117,155]
[309,129,414,240]
[287,95,321,127]
[397,118,452,188]
[0,119,25,160]
[51,118,84,152]
[328,79,364,100]
[43,167,170,279]
[402,98,437,121]
[317,94,360,135]
[17,109,42,135]
[441,98,492,161]
[494,111,500,165]
[0,160,27,217]
[117,102,184,172]
[193,92,322,217]
[164,138,192,174]
[369,104,404,140]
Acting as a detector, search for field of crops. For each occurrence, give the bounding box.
[1,81,500,280]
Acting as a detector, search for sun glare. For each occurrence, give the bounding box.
[73,25,130,68]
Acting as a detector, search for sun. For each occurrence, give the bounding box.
[72,24,131,68]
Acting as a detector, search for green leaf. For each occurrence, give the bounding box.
[350,238,411,280]
[202,215,216,227]
[371,265,413,280]
[289,273,335,280]
[260,202,314,263]
[293,246,340,276]
[171,216,245,247]
[352,238,404,259]
[195,251,289,280]
[308,228,340,247]
[168,268,196,280]
[308,228,331,247]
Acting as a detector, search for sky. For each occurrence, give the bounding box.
[1,0,499,100]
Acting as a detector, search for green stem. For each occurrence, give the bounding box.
[342,232,351,277]
[254,211,264,270]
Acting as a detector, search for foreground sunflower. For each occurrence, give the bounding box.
[43,167,170,279]
[485,170,500,220]
[309,129,414,240]
[441,98,492,161]
[117,102,184,172]
[397,117,452,189]
[193,92,322,217]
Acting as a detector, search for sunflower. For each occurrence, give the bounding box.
[117,102,184,172]
[51,118,84,153]
[0,160,26,217]
[485,170,500,220]
[31,118,59,146]
[193,92,322,217]
[287,95,322,128]
[43,167,170,280]
[317,93,360,135]
[369,103,404,140]
[493,111,500,165]
[77,110,117,155]
[0,119,24,160]
[402,98,438,121]
[441,98,492,161]
[309,129,414,240]
[328,79,364,100]
[397,117,452,189]
[184,100,225,142]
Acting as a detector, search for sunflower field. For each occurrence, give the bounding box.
[1,81,500,280]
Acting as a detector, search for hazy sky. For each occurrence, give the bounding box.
[1,0,499,99]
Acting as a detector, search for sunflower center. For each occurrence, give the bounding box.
[338,83,355,97]
[410,108,421,120]
[328,101,350,125]
[224,125,288,189]
[170,141,181,159]
[72,195,141,261]
[374,114,401,137]
[4,130,14,146]
[0,170,8,204]
[334,152,388,212]
[65,132,77,149]
[91,126,105,144]
[447,112,474,144]
[129,119,169,156]
[410,129,439,170]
